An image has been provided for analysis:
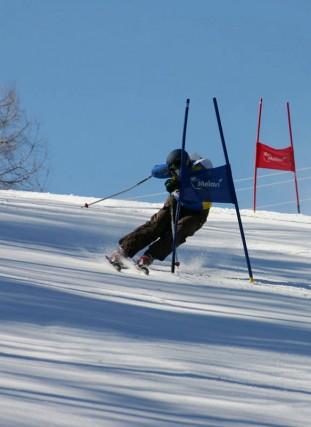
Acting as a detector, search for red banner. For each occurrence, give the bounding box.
[256,142,295,172]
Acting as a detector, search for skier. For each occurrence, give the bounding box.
[108,149,212,272]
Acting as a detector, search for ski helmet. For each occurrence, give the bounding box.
[166,149,191,171]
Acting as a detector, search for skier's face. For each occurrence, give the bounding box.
[169,165,180,176]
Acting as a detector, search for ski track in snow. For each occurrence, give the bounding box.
[0,189,310,427]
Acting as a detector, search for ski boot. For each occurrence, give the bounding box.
[106,247,127,272]
[136,254,153,275]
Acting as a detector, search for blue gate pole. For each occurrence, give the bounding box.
[171,98,190,273]
[213,98,254,282]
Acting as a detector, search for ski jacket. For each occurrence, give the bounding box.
[151,157,213,211]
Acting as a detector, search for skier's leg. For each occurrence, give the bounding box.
[145,208,209,261]
[118,196,173,258]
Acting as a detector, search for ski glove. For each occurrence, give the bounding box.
[165,177,179,193]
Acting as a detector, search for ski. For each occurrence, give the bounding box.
[135,263,149,275]
[105,255,149,275]
[105,255,128,272]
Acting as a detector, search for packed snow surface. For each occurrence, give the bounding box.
[0,190,310,427]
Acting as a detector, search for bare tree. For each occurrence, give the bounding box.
[0,87,48,190]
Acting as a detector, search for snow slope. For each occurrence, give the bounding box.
[0,190,310,427]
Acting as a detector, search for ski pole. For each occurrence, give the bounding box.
[82,175,152,208]
[170,202,180,267]
[171,98,190,273]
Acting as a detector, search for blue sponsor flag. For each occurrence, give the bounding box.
[181,164,235,205]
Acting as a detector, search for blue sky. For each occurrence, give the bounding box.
[1,0,310,213]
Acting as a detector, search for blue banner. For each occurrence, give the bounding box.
[181,164,235,205]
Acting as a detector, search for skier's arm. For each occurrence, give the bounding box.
[151,164,171,179]
[151,163,181,194]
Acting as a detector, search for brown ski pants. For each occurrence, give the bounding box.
[119,195,209,261]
